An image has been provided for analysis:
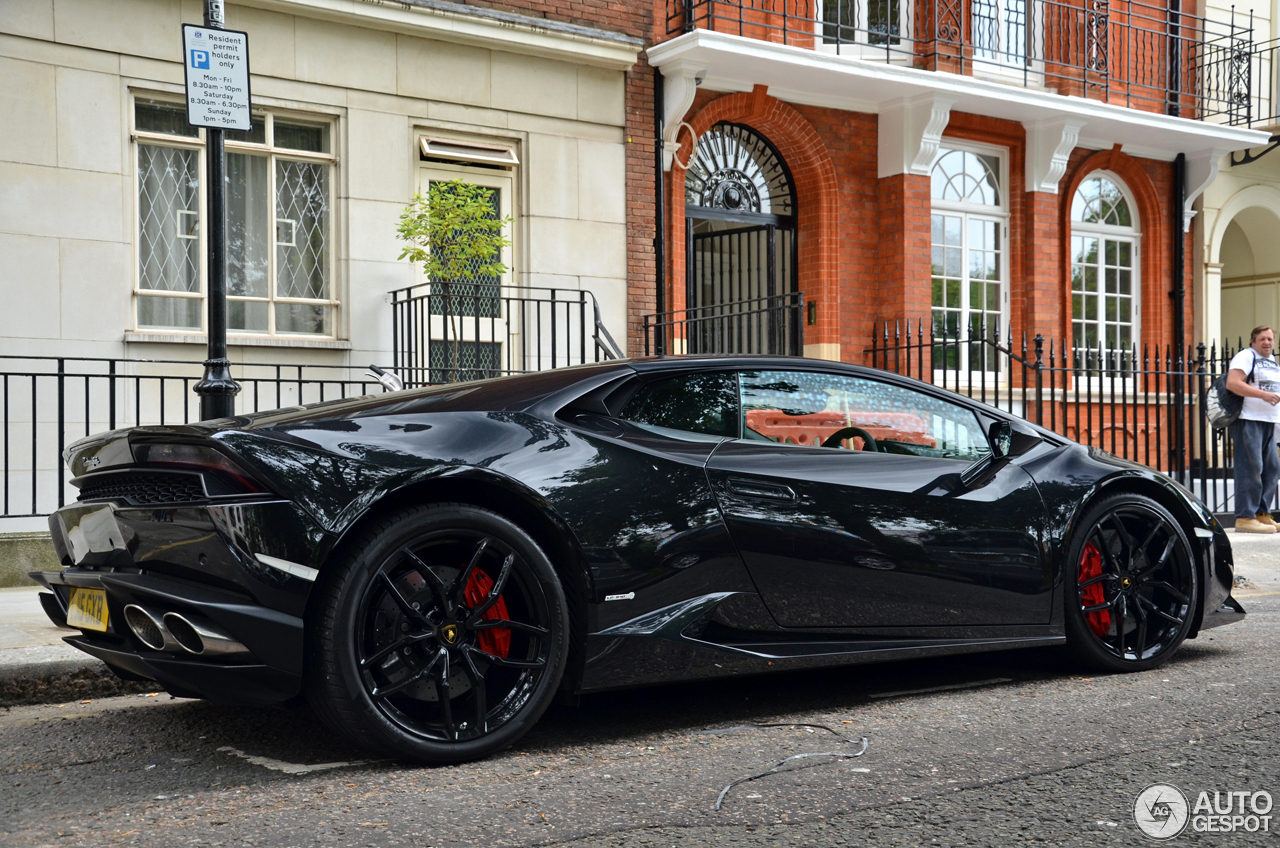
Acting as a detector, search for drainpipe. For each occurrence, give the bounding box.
[1172,152,1185,356]
[1167,0,1182,117]
[654,67,667,355]
[1171,151,1187,479]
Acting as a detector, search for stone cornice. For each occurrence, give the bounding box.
[240,0,643,70]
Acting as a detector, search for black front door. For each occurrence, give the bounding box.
[687,219,799,356]
[704,369,1052,629]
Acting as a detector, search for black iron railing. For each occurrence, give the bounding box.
[0,355,386,519]
[664,0,1255,121]
[867,319,1265,516]
[643,291,806,356]
[390,284,623,387]
[1232,34,1280,129]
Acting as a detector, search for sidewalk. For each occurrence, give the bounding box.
[1222,528,1280,596]
[0,586,157,706]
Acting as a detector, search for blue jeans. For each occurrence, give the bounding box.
[1230,418,1280,519]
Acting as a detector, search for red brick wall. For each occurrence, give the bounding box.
[625,56,657,358]
[874,174,933,327]
[465,0,650,38]
[669,88,852,352]
[665,91,1190,364]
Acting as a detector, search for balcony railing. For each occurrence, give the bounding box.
[1234,35,1280,128]
[664,0,1256,121]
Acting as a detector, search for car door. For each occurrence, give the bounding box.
[704,368,1052,628]
[554,368,754,632]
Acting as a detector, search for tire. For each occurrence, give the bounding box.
[1064,494,1199,673]
[306,503,569,763]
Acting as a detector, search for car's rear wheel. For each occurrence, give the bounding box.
[1064,494,1198,672]
[307,503,568,763]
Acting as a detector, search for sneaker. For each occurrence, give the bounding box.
[1256,513,1278,528]
[1235,517,1276,534]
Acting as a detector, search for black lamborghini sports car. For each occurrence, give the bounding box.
[36,356,1245,763]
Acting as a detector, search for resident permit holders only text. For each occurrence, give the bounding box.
[182,24,252,131]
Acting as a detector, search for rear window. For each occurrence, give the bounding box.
[619,373,739,438]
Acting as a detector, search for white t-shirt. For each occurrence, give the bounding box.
[1229,348,1280,423]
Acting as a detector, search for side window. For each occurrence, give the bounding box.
[740,370,990,462]
[619,373,739,438]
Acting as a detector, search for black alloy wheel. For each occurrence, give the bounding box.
[307,503,569,763]
[1064,494,1198,672]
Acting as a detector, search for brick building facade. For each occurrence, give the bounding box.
[646,1,1269,367]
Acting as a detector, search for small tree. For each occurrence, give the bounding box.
[397,180,513,381]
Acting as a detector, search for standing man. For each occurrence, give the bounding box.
[1227,326,1280,533]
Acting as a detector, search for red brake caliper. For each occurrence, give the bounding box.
[1078,542,1111,639]
[464,570,510,658]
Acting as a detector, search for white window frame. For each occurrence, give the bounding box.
[970,0,1047,86]
[929,141,1010,380]
[1070,171,1142,375]
[415,160,516,380]
[130,94,339,339]
[814,0,914,60]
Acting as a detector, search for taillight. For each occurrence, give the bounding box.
[131,443,264,494]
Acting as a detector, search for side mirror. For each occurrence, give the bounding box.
[989,419,1043,458]
[989,421,1013,458]
[366,364,404,392]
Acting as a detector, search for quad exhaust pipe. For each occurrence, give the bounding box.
[122,604,250,658]
[162,612,250,658]
[123,604,180,652]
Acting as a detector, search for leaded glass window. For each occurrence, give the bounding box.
[137,144,201,329]
[416,167,514,383]
[426,182,501,320]
[1071,175,1138,371]
[132,97,337,337]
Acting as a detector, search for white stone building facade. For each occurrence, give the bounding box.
[0,0,641,371]
[1198,0,1280,348]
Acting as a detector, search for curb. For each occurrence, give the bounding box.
[0,646,159,708]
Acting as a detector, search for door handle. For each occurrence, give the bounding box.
[726,478,796,501]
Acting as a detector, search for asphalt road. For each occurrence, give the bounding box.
[2,535,1277,848]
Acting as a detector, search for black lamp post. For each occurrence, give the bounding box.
[192,0,242,420]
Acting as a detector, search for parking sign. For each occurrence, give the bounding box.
[181,24,251,131]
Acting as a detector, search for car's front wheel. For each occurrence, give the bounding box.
[1064,494,1198,672]
[307,503,569,763]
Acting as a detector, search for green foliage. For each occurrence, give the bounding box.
[397,180,512,284]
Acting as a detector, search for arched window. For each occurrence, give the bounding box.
[1071,174,1139,368]
[930,147,1006,373]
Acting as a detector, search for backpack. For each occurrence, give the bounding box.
[1205,353,1257,430]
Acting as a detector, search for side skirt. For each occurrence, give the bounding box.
[580,592,1065,692]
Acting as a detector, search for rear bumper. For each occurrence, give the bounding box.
[34,497,324,704]
[32,568,303,704]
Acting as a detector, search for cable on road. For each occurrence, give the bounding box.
[690,723,870,811]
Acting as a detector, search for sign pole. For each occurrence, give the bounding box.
[192,0,241,420]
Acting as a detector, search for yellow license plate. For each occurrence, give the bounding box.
[66,588,109,632]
